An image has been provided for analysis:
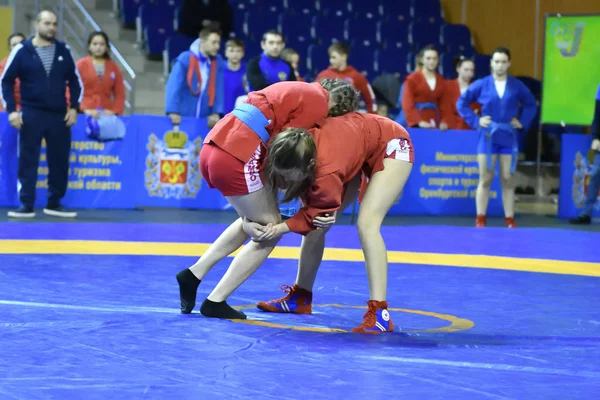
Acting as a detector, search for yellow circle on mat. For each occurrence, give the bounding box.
[231,303,475,333]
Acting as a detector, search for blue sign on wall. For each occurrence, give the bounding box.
[0,113,509,216]
[341,129,504,216]
[0,117,18,207]
[34,115,137,209]
[558,133,600,218]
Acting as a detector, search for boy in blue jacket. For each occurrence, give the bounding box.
[1,9,82,218]
[165,27,225,128]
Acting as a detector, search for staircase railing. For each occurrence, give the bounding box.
[34,0,136,114]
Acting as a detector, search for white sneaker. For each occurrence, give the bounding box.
[7,206,36,218]
[43,205,77,218]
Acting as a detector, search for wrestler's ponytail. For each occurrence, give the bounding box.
[320,78,358,117]
[264,128,316,203]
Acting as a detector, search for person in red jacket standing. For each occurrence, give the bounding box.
[0,32,26,112]
[76,31,126,117]
[443,56,480,130]
[315,42,377,114]
[400,45,450,129]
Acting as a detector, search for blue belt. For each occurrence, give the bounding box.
[232,103,299,218]
[483,122,518,174]
[396,102,439,127]
[416,102,439,125]
[231,103,270,144]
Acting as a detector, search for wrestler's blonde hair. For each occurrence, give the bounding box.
[264,128,316,203]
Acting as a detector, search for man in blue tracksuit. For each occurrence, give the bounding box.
[245,30,296,92]
[1,9,82,218]
[165,26,225,129]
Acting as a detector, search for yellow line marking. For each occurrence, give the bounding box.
[0,239,598,277]
[232,303,475,333]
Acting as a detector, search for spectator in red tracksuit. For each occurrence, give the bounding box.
[315,42,377,114]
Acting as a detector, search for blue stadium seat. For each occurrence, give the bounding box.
[139,4,175,30]
[279,12,314,44]
[349,21,378,47]
[163,32,195,76]
[165,32,194,61]
[242,40,263,59]
[234,0,283,12]
[153,0,182,6]
[441,24,474,54]
[446,42,475,58]
[314,18,348,45]
[230,8,247,38]
[121,0,143,27]
[285,38,311,69]
[377,49,409,77]
[308,44,330,75]
[350,42,377,79]
[377,19,409,50]
[321,0,351,18]
[406,51,417,73]
[284,0,319,14]
[409,21,442,50]
[144,25,174,58]
[385,1,411,22]
[441,24,471,48]
[439,53,456,79]
[349,0,383,20]
[245,9,281,41]
[474,54,491,79]
[138,4,176,46]
[411,0,443,24]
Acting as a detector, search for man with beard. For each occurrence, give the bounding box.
[1,9,82,219]
[246,30,296,92]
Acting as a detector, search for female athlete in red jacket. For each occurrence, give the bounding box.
[202,112,414,333]
[176,79,358,319]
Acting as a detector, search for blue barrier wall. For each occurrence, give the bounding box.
[558,133,600,218]
[0,113,505,216]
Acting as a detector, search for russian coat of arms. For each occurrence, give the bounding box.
[145,128,203,199]
[572,151,599,209]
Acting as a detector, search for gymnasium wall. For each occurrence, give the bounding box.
[440,0,600,78]
[0,6,13,60]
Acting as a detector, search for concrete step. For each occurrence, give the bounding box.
[134,89,165,109]
[136,72,167,91]
[136,107,166,116]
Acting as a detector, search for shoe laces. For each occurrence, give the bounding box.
[269,284,295,303]
[358,302,377,328]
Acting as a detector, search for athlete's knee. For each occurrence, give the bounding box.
[479,173,493,188]
[250,212,281,226]
[499,171,513,187]
[356,212,383,238]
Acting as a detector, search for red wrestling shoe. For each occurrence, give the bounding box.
[351,300,394,334]
[505,217,516,228]
[256,284,312,314]
[476,215,486,227]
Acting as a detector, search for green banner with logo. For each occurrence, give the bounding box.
[541,14,600,125]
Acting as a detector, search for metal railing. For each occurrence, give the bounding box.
[33,0,137,114]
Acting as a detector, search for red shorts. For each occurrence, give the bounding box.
[199,143,264,196]
[384,137,415,163]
